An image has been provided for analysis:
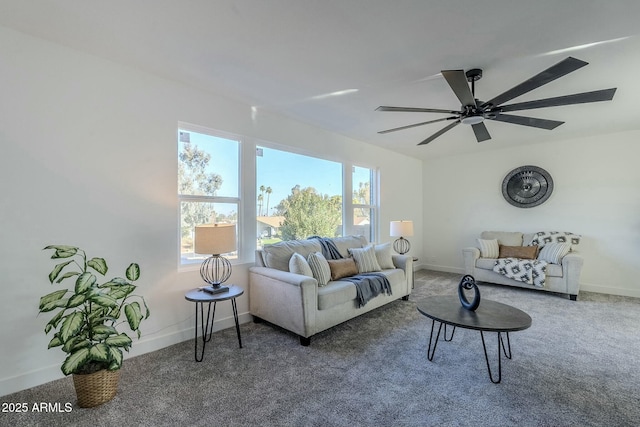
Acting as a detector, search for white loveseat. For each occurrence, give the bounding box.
[462,231,584,300]
[249,235,413,345]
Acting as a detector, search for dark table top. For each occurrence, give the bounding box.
[416,295,532,332]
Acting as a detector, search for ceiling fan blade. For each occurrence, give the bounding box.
[378,116,458,134]
[472,122,491,142]
[482,57,588,108]
[376,106,458,114]
[490,114,564,130]
[499,88,617,112]
[442,70,476,107]
[418,121,460,145]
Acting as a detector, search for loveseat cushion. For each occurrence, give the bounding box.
[317,269,405,310]
[480,231,523,246]
[331,235,368,258]
[262,239,322,271]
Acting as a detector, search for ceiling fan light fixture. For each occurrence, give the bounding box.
[460,115,484,125]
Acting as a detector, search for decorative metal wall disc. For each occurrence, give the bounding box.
[502,165,553,208]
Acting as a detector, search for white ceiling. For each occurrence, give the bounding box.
[2,0,639,160]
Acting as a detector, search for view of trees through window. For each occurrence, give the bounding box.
[178,128,239,263]
[256,146,376,248]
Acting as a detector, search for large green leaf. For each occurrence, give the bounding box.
[61,347,91,375]
[90,294,118,308]
[45,309,66,333]
[48,334,62,349]
[126,263,140,281]
[105,333,132,349]
[89,343,110,362]
[100,277,128,287]
[66,293,86,308]
[56,271,80,283]
[107,347,123,370]
[48,260,73,284]
[108,284,136,300]
[87,257,108,275]
[75,272,96,294]
[39,289,68,311]
[124,302,143,331]
[44,245,78,259]
[60,312,84,343]
[91,325,118,336]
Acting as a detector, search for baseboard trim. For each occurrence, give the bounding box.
[0,312,253,397]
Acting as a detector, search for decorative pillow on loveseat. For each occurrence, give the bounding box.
[538,242,571,264]
[348,245,381,273]
[477,239,499,258]
[327,258,359,281]
[307,252,331,286]
[498,245,538,260]
[374,242,395,269]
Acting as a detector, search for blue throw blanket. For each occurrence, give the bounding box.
[308,236,342,260]
[341,273,392,308]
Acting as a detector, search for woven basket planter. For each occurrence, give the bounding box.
[72,369,120,408]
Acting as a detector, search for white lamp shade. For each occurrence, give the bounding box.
[390,220,414,237]
[194,223,237,255]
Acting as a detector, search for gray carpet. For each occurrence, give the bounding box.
[4,270,640,426]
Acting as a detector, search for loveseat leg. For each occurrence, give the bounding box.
[253,315,263,323]
[299,336,311,346]
[402,295,410,301]
[569,294,578,301]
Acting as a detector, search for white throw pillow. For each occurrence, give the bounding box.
[374,242,395,270]
[349,244,382,273]
[307,252,331,286]
[538,242,571,264]
[477,238,499,258]
[289,252,313,277]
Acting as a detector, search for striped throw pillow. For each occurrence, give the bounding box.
[348,245,382,273]
[538,242,571,264]
[307,252,331,286]
[477,239,499,258]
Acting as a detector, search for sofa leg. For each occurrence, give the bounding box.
[402,295,410,301]
[569,294,578,301]
[299,336,311,346]
[253,315,263,323]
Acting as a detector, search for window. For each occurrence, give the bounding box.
[349,165,377,242]
[178,125,240,265]
[256,145,378,247]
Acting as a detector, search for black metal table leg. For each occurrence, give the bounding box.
[427,320,442,361]
[194,301,217,362]
[480,331,503,384]
[231,297,242,348]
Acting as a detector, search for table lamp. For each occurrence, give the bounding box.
[390,220,413,255]
[194,223,236,294]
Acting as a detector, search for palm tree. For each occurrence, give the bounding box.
[257,194,264,216]
[265,187,272,216]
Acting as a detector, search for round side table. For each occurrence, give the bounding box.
[184,285,244,362]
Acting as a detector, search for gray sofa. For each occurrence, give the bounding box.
[462,231,584,300]
[249,235,413,345]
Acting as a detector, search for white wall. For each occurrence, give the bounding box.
[421,130,640,297]
[0,27,422,396]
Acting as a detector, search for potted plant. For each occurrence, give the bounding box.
[39,245,150,407]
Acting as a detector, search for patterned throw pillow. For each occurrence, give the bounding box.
[289,252,313,277]
[348,245,382,273]
[538,242,571,264]
[307,252,331,286]
[530,231,581,249]
[374,242,395,269]
[477,239,499,258]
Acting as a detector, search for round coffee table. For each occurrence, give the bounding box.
[417,295,532,383]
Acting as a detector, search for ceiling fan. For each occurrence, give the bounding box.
[376,57,616,145]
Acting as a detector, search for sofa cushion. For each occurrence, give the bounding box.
[498,245,538,260]
[317,269,405,310]
[538,242,571,264]
[478,239,499,258]
[289,252,313,277]
[327,258,359,281]
[307,252,331,286]
[481,231,523,246]
[374,242,395,269]
[331,235,368,258]
[349,244,381,273]
[262,239,322,271]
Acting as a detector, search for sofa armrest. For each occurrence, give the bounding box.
[561,252,583,295]
[249,266,316,287]
[392,255,413,293]
[462,247,480,274]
